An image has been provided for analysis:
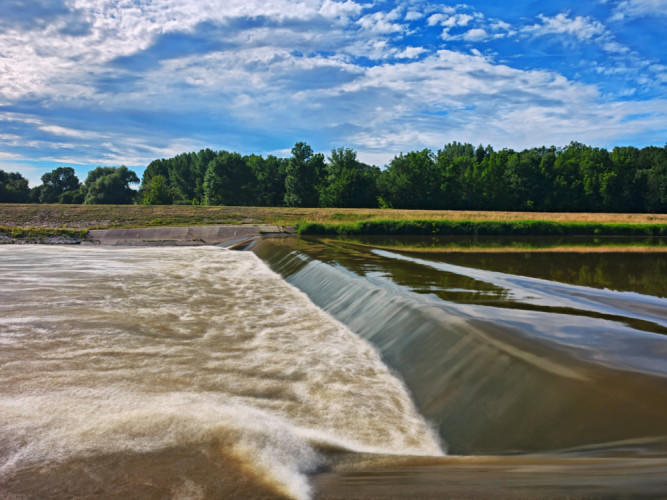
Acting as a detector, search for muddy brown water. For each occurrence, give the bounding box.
[2,238,667,498]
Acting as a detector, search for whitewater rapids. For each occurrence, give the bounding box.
[0,246,443,499]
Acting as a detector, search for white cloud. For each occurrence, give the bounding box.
[524,13,606,41]
[0,0,664,174]
[393,46,428,59]
[38,125,102,140]
[425,7,509,42]
[462,28,489,42]
[405,10,424,21]
[521,12,638,57]
[428,13,473,28]
[311,49,667,160]
[319,0,365,19]
[427,13,448,26]
[602,41,631,53]
[609,0,667,20]
[357,10,405,34]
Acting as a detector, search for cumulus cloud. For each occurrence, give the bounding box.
[462,28,489,41]
[0,0,664,174]
[404,10,424,21]
[357,9,405,34]
[393,46,428,59]
[319,0,364,19]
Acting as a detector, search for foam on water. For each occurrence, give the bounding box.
[0,246,442,499]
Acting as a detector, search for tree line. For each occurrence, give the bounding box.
[2,141,666,212]
[0,165,138,205]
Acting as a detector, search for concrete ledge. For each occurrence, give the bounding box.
[88,225,293,246]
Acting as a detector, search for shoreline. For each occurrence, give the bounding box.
[328,241,667,253]
[2,224,667,252]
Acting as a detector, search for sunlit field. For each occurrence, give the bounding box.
[2,203,666,230]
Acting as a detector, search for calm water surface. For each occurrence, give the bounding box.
[2,239,667,499]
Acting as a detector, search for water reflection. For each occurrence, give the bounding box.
[338,235,667,297]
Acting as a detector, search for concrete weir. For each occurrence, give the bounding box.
[88,225,292,247]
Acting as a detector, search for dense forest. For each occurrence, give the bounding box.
[2,141,666,212]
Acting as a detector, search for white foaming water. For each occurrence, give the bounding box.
[0,246,442,499]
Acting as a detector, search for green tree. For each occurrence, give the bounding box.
[58,187,85,204]
[380,149,439,209]
[84,166,139,204]
[141,159,170,190]
[0,170,30,203]
[475,147,508,210]
[28,185,42,203]
[203,151,255,206]
[246,154,287,206]
[436,142,481,209]
[167,152,198,203]
[39,167,81,203]
[141,174,174,205]
[640,145,667,212]
[319,147,379,208]
[607,146,641,212]
[284,142,324,207]
[503,148,544,211]
[551,142,587,211]
[192,148,217,204]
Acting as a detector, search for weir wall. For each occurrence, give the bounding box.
[88,225,292,246]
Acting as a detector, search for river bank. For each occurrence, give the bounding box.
[2,204,666,245]
[1,203,665,228]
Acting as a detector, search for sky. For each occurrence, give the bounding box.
[1,0,666,185]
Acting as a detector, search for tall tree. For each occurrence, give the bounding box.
[246,154,287,206]
[0,170,30,203]
[39,167,81,204]
[141,174,174,205]
[381,149,439,209]
[203,151,255,206]
[83,166,139,204]
[320,147,378,207]
[284,142,324,207]
[640,145,667,212]
[551,142,587,211]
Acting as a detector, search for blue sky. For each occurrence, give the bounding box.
[1,0,666,185]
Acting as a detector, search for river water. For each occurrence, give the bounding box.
[2,240,667,498]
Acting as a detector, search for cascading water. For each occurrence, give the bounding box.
[0,245,441,499]
[252,236,667,456]
[3,239,667,499]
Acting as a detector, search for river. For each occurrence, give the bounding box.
[1,239,667,498]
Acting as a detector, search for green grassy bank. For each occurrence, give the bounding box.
[0,226,89,243]
[1,204,666,242]
[297,219,667,237]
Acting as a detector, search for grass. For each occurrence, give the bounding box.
[297,219,667,237]
[1,203,666,230]
[0,225,89,242]
[0,204,666,244]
